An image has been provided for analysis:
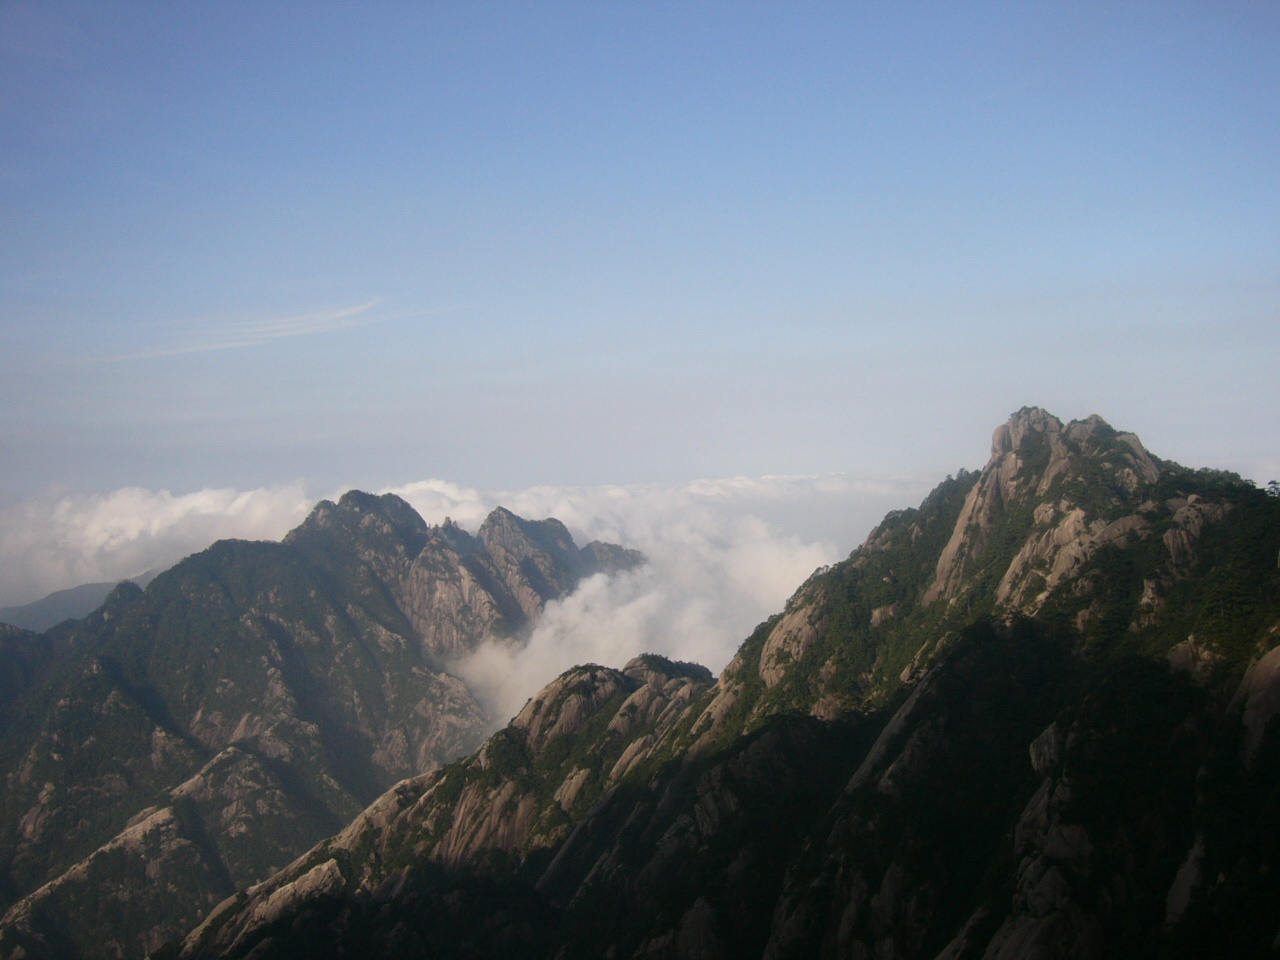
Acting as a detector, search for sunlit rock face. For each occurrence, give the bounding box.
[0,492,641,960]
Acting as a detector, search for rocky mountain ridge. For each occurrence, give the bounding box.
[0,493,641,960]
[167,408,1280,960]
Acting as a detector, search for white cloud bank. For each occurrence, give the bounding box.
[390,474,928,718]
[0,472,933,719]
[0,485,314,606]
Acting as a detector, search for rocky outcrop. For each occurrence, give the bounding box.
[175,656,714,959]
[924,408,1165,610]
[758,605,824,689]
[287,494,641,661]
[1163,496,1231,574]
[680,408,1245,741]
[1,804,233,960]
[1231,641,1280,765]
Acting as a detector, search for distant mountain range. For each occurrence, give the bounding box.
[5,408,1280,959]
[0,571,160,633]
[0,493,642,959]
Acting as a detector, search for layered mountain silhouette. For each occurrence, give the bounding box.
[5,408,1280,959]
[0,572,160,634]
[156,408,1280,960]
[0,493,642,959]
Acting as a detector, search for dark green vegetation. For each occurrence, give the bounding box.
[169,409,1280,960]
[0,494,640,960]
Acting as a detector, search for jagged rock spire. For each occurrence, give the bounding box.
[925,407,1163,606]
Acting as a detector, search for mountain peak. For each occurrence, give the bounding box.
[990,405,1064,459]
[335,490,430,535]
[289,490,427,539]
[923,408,1166,607]
[478,507,582,574]
[285,490,431,567]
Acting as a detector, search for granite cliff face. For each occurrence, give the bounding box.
[0,493,641,960]
[169,409,1280,960]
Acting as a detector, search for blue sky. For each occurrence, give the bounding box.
[2,2,1278,511]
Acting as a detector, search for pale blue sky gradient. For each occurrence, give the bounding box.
[3,2,1278,503]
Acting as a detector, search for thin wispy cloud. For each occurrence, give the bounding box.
[99,300,457,361]
[218,300,384,343]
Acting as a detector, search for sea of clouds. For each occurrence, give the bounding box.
[0,473,932,719]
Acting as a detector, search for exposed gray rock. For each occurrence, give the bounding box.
[1163,496,1231,574]
[174,655,714,958]
[758,605,823,689]
[1164,835,1206,926]
[1231,640,1280,765]
[1029,721,1065,776]
[1167,636,1221,686]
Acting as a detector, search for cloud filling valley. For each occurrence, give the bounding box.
[0,474,932,720]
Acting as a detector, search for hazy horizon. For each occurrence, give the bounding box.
[4,4,1277,611]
